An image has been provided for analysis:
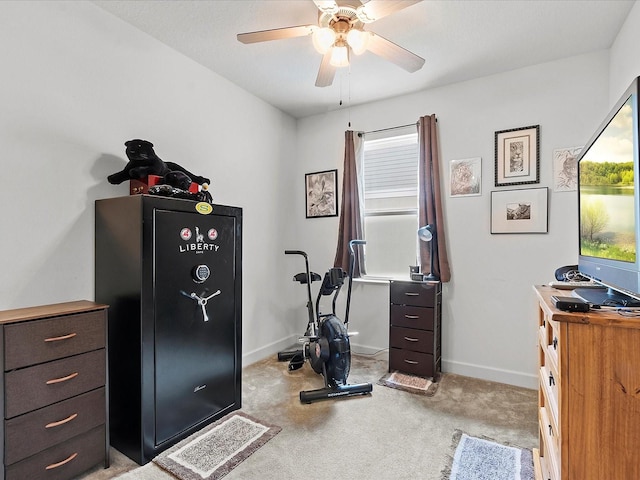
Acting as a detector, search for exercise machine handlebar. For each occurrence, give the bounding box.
[345,239,366,327]
[284,250,315,328]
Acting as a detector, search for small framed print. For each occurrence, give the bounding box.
[450,157,482,197]
[305,169,338,218]
[553,146,582,192]
[491,187,548,234]
[495,125,540,187]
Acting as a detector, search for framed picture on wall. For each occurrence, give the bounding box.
[305,169,338,218]
[553,146,582,192]
[494,125,540,186]
[450,157,482,197]
[491,187,548,234]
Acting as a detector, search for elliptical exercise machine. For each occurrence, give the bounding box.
[278,240,373,403]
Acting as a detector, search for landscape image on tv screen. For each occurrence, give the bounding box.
[580,97,636,263]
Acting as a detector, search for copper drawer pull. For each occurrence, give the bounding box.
[44,332,77,342]
[403,336,419,342]
[46,372,79,385]
[404,315,420,319]
[45,452,78,470]
[45,413,78,429]
[404,292,419,296]
[404,359,419,365]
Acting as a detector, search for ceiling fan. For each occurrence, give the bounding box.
[237,0,425,87]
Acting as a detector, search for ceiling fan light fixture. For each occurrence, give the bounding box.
[346,29,370,55]
[312,27,336,54]
[329,44,349,67]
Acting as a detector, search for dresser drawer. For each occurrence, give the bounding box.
[5,425,106,480]
[5,388,105,465]
[390,281,438,307]
[390,326,434,353]
[390,305,434,330]
[389,348,434,377]
[4,310,106,370]
[5,350,105,418]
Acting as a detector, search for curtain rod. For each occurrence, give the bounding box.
[364,122,417,135]
[359,117,437,136]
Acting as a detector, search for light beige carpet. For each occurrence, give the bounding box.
[80,351,537,480]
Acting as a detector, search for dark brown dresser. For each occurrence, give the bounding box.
[389,280,442,380]
[0,301,109,480]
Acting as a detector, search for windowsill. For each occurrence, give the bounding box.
[353,276,390,285]
[353,277,430,285]
[354,275,413,284]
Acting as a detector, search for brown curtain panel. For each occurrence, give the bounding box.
[334,130,365,277]
[418,115,451,282]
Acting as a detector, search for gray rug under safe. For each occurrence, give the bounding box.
[152,411,281,480]
[442,431,534,480]
[378,370,440,396]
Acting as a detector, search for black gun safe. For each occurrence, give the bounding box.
[95,195,242,464]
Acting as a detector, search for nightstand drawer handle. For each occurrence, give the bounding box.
[46,372,79,385]
[404,292,420,296]
[44,332,77,342]
[404,359,419,365]
[45,452,78,470]
[404,315,420,319]
[403,336,419,342]
[45,413,78,429]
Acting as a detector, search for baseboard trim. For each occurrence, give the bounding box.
[442,359,537,390]
[349,342,387,356]
[244,341,536,389]
[243,335,298,366]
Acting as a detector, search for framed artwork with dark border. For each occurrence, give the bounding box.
[495,125,540,186]
[305,169,338,218]
[490,187,548,234]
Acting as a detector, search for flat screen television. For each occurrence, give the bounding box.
[576,76,640,307]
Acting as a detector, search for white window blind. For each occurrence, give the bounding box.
[361,128,419,278]
[363,134,418,199]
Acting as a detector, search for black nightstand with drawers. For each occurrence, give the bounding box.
[389,280,442,380]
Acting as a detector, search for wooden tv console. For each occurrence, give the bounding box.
[533,285,640,480]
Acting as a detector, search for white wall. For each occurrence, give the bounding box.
[610,0,640,103]
[0,1,632,388]
[0,1,300,364]
[296,51,611,388]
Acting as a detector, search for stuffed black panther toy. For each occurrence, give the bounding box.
[107,139,211,186]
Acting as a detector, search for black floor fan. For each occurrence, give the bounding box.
[278,240,373,403]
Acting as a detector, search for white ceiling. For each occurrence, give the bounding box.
[92,0,635,119]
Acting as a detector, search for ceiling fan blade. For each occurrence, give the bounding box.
[313,1,339,14]
[366,32,425,73]
[237,25,315,44]
[315,52,337,87]
[357,0,422,23]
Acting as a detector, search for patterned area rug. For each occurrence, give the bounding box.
[441,430,534,480]
[377,370,439,396]
[153,411,281,480]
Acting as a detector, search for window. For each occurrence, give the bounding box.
[362,127,419,278]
